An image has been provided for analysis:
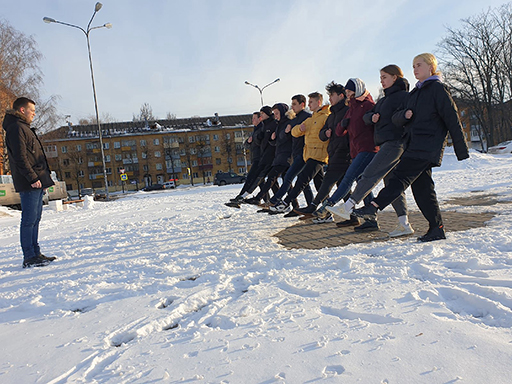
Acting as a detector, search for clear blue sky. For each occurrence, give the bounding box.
[2,0,508,125]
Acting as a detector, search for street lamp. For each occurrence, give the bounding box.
[245,78,280,106]
[43,2,112,200]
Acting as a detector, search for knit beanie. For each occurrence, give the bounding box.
[345,78,366,98]
[260,106,273,118]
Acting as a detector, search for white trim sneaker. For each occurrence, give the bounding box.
[312,214,334,224]
[326,204,351,220]
[388,223,415,237]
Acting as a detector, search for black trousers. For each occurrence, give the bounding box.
[239,159,260,195]
[373,157,443,230]
[245,162,273,195]
[255,164,287,201]
[284,159,325,205]
[312,167,344,206]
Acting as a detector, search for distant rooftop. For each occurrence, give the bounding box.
[44,113,253,141]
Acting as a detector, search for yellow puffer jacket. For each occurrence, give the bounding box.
[291,105,331,163]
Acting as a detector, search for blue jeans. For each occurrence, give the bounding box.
[270,155,313,204]
[328,152,376,204]
[19,189,44,260]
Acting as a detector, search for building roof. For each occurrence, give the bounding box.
[43,113,253,141]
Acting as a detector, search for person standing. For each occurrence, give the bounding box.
[352,53,469,242]
[2,97,56,268]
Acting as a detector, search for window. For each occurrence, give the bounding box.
[78,170,84,177]
[105,155,111,162]
[154,151,161,157]
[143,165,148,172]
[213,134,219,141]
[214,146,220,152]
[190,148,197,155]
[188,136,196,143]
[192,160,198,167]
[228,157,233,164]
[76,144,82,151]
[238,167,246,173]
[156,163,163,170]
[62,159,70,166]
[142,152,147,159]
[140,139,147,147]
[216,158,221,165]
[192,172,199,178]
[115,154,122,161]
[78,157,83,164]
[65,172,71,178]
[235,131,243,138]
[153,138,160,145]
[182,173,189,179]
[61,146,68,153]
[226,133,231,140]
[103,142,109,149]
[114,142,121,149]
[204,171,212,177]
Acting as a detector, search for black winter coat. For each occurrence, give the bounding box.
[270,113,293,167]
[319,101,350,172]
[289,110,312,158]
[363,77,409,146]
[2,110,54,192]
[254,116,278,165]
[392,79,469,166]
[245,122,263,163]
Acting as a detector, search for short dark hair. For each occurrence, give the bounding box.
[252,112,261,118]
[308,92,323,103]
[13,97,35,111]
[291,94,306,105]
[326,81,345,96]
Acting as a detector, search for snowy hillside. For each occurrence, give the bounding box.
[1,148,511,383]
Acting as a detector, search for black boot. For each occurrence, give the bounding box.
[336,215,361,228]
[352,204,378,220]
[354,219,379,232]
[418,225,446,242]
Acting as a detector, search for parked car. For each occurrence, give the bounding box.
[488,140,512,154]
[214,172,246,186]
[94,189,108,201]
[163,181,176,189]
[142,183,165,192]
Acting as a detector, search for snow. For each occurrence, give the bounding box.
[1,148,512,383]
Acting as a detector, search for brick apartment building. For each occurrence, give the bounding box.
[40,114,254,193]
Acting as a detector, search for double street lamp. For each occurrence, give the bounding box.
[44,2,112,200]
[245,78,280,106]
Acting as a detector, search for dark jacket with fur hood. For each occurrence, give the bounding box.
[2,110,54,192]
[319,100,350,173]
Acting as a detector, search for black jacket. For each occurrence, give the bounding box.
[270,105,293,167]
[2,110,54,192]
[392,79,469,166]
[245,122,263,163]
[363,77,409,146]
[289,110,312,158]
[319,101,350,172]
[254,116,278,165]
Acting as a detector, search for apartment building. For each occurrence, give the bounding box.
[41,114,254,192]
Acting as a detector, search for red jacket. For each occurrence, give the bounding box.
[336,91,378,158]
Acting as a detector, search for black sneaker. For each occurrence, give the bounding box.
[244,197,261,205]
[418,226,446,242]
[229,195,243,203]
[354,219,379,232]
[40,254,57,261]
[284,210,300,218]
[352,204,378,220]
[336,215,361,228]
[294,204,317,215]
[23,256,52,268]
[224,202,241,208]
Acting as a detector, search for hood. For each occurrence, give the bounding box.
[384,77,410,96]
[416,75,442,89]
[272,103,289,121]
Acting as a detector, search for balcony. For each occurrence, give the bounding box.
[234,137,245,143]
[44,149,58,158]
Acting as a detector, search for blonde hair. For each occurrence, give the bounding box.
[414,53,441,76]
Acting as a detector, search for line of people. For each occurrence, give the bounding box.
[225,53,469,242]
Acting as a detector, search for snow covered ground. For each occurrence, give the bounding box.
[1,148,512,384]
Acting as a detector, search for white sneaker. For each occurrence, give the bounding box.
[388,223,415,237]
[326,204,351,220]
[270,201,289,213]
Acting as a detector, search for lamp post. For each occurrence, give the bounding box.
[244,78,280,106]
[44,2,112,200]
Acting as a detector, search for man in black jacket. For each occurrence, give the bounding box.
[3,97,56,268]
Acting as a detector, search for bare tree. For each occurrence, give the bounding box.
[133,102,156,123]
[78,112,117,125]
[166,112,177,120]
[437,3,512,149]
